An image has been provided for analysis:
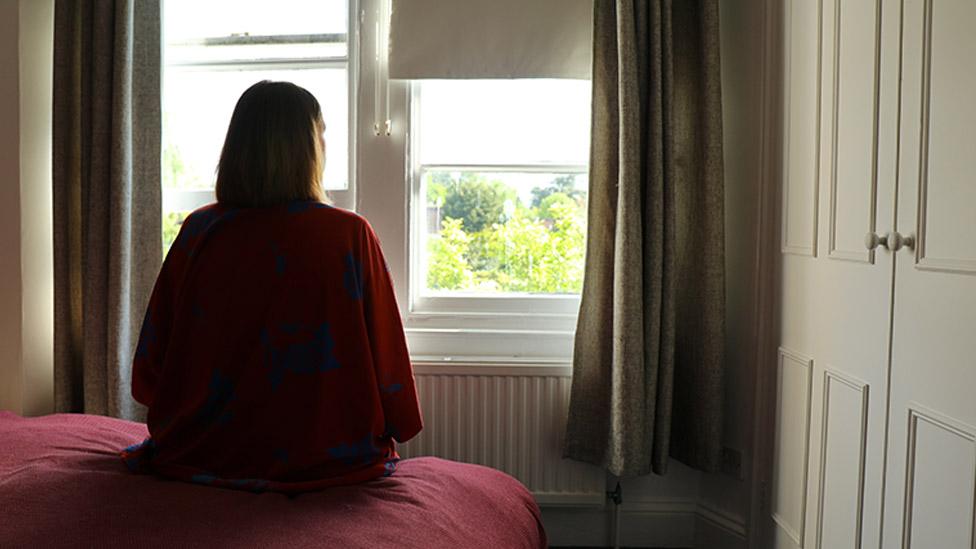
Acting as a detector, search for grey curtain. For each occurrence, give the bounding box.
[53,0,162,420]
[564,0,725,476]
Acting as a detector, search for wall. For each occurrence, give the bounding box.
[0,0,772,545]
[697,0,771,544]
[0,0,55,416]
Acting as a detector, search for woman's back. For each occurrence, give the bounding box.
[126,201,422,493]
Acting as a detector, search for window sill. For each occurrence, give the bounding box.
[405,326,575,364]
[408,359,573,377]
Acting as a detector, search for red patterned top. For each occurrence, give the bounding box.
[121,201,423,493]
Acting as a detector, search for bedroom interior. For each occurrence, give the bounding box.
[0,0,973,548]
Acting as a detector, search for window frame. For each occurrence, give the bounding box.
[393,79,586,362]
[160,0,359,215]
[161,0,585,363]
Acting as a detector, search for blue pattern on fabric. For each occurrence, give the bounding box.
[190,473,268,493]
[191,473,217,486]
[327,433,383,465]
[230,478,270,493]
[287,200,332,214]
[195,370,236,425]
[261,323,341,389]
[135,311,155,359]
[380,383,402,395]
[343,253,364,300]
[121,438,156,472]
[383,458,399,477]
[269,242,286,275]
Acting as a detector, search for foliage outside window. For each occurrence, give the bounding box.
[425,171,586,294]
[414,79,591,297]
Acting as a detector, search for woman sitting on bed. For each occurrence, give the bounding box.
[121,81,423,494]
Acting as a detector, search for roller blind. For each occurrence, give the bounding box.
[388,0,593,79]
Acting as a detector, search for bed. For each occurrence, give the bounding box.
[0,412,547,548]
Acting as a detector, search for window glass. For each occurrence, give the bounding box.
[415,80,591,296]
[163,68,348,191]
[417,79,591,166]
[164,0,347,44]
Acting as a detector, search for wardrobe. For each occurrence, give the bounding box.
[773,0,976,547]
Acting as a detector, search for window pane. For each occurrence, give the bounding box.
[164,0,347,43]
[163,68,349,191]
[417,80,591,166]
[423,169,587,295]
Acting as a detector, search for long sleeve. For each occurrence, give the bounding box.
[131,223,190,406]
[360,221,423,443]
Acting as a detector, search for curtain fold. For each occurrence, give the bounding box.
[53,0,162,420]
[564,0,725,476]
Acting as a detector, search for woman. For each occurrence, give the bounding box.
[121,81,422,493]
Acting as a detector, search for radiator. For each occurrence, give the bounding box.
[397,363,605,506]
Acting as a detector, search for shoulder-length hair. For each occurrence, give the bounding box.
[215,81,326,207]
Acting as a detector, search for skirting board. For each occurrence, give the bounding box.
[541,500,747,548]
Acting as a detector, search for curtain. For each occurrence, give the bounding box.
[53,0,162,420]
[564,0,725,476]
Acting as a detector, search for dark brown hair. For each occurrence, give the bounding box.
[215,81,326,207]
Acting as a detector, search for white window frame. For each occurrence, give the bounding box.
[354,2,585,362]
[161,0,584,363]
[161,0,360,215]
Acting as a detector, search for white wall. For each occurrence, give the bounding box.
[0,0,55,416]
[698,0,769,531]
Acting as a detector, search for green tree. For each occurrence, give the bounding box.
[162,140,186,190]
[530,174,584,208]
[424,172,586,294]
[538,192,576,222]
[427,218,475,290]
[426,171,452,208]
[441,174,511,232]
[474,202,584,293]
[162,211,187,256]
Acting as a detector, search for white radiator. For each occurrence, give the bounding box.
[398,363,605,506]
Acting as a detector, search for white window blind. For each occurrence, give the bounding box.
[388,0,593,80]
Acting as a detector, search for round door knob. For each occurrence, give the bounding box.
[865,231,888,251]
[885,231,916,252]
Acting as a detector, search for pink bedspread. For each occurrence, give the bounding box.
[0,412,547,548]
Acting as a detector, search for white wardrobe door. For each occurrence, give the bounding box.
[882,1,976,548]
[775,0,900,547]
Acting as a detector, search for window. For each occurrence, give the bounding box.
[161,0,355,251]
[399,79,591,361]
[412,80,591,296]
[159,1,592,361]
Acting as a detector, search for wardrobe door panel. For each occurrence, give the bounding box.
[776,0,901,547]
[883,1,976,547]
